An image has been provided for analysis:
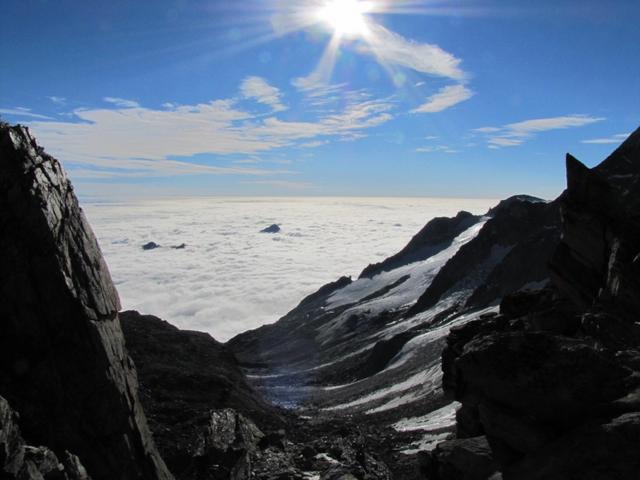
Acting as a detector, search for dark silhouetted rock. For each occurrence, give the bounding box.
[505,413,640,480]
[260,224,281,233]
[120,311,283,479]
[436,127,640,480]
[143,241,161,250]
[172,243,187,249]
[1,395,91,479]
[420,436,498,480]
[0,125,172,480]
[187,409,264,480]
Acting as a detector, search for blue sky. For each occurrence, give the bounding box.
[1,0,638,200]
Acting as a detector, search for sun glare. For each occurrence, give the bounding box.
[318,0,372,37]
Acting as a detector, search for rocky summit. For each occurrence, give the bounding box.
[1,120,639,480]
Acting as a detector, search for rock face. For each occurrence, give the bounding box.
[120,311,283,479]
[431,127,640,479]
[188,409,264,480]
[0,125,173,480]
[1,395,90,480]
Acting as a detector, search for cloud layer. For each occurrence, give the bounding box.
[86,197,498,341]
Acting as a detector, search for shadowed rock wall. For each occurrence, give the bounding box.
[0,124,173,480]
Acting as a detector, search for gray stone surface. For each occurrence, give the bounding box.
[0,125,173,480]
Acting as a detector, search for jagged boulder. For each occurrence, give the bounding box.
[1,395,90,479]
[187,409,264,480]
[0,125,172,480]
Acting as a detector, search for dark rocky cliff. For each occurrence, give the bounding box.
[119,311,284,479]
[0,125,173,480]
[425,127,640,480]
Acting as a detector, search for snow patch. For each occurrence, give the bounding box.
[325,363,442,412]
[392,402,460,432]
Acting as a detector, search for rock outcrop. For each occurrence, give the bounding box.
[0,125,173,480]
[1,395,90,480]
[428,127,640,479]
[120,311,283,479]
[260,224,280,234]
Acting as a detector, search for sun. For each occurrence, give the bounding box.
[317,0,372,38]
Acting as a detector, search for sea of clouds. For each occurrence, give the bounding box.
[84,197,498,342]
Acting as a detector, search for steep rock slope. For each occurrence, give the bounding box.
[120,311,284,478]
[0,125,173,480]
[427,127,640,479]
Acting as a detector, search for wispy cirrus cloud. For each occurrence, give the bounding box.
[48,96,67,105]
[581,132,630,144]
[415,145,459,154]
[474,114,605,148]
[363,24,466,81]
[0,107,53,120]
[411,84,474,113]
[240,76,287,112]
[26,78,394,180]
[103,97,140,108]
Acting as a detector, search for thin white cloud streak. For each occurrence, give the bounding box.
[363,24,466,81]
[103,97,140,108]
[415,145,459,154]
[66,157,289,179]
[48,96,67,105]
[505,115,605,134]
[472,126,501,133]
[411,84,474,113]
[0,108,53,120]
[240,76,287,112]
[475,114,605,148]
[241,180,314,190]
[581,133,630,144]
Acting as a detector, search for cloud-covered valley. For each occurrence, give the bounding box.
[85,197,497,341]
